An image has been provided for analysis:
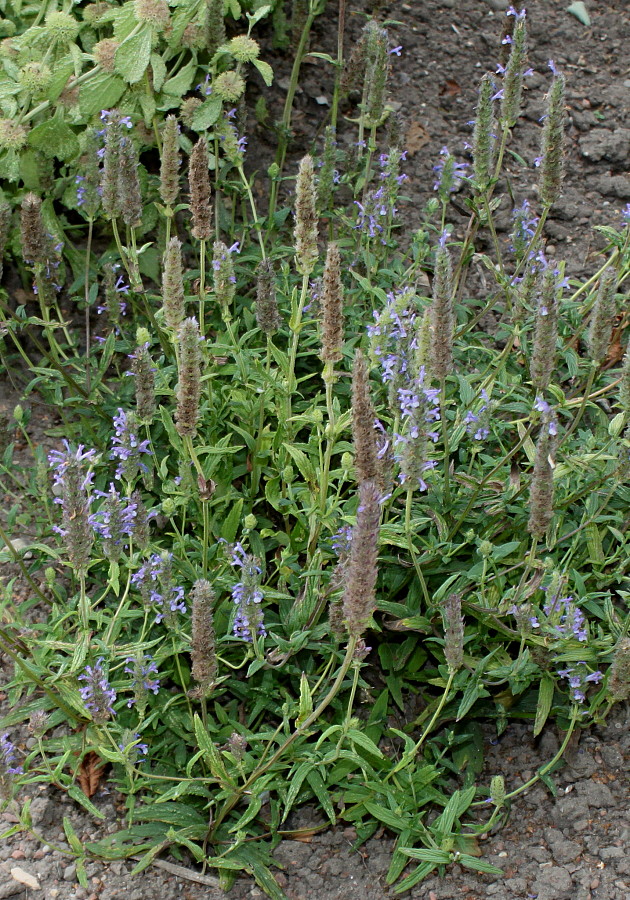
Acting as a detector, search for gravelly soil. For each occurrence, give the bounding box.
[1,0,629,898]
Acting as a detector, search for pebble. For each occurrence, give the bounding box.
[63,863,77,881]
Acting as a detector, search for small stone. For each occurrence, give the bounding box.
[9,851,25,860]
[63,863,76,881]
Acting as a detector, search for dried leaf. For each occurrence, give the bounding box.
[441,78,461,97]
[78,750,106,797]
[404,120,430,156]
[10,867,41,889]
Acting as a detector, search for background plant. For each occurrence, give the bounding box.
[0,3,629,898]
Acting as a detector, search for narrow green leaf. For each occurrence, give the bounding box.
[306,769,335,825]
[67,785,106,820]
[567,1,590,26]
[533,673,555,737]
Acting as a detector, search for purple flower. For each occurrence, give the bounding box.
[1,733,22,777]
[331,525,353,557]
[620,204,630,225]
[197,74,212,96]
[548,59,560,77]
[110,409,152,482]
[389,45,402,56]
[557,663,603,703]
[433,146,468,198]
[48,441,98,572]
[124,654,160,709]
[464,389,491,441]
[91,483,137,560]
[79,658,117,723]
[229,547,266,642]
[393,367,441,491]
[510,199,540,257]
[543,592,588,642]
[131,553,186,624]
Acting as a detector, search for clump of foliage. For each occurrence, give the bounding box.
[0,3,629,897]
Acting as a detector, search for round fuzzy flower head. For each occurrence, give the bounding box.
[213,71,246,103]
[0,119,29,150]
[18,62,53,98]
[92,39,119,73]
[227,35,260,63]
[134,0,170,30]
[45,11,80,45]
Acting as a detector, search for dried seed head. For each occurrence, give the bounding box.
[204,0,226,55]
[180,97,203,128]
[342,481,381,638]
[352,350,379,486]
[527,423,555,537]
[255,258,281,335]
[131,489,152,552]
[159,115,181,209]
[587,265,617,364]
[212,240,236,318]
[131,341,156,424]
[530,264,560,391]
[500,14,528,127]
[118,132,143,227]
[620,343,630,414]
[162,237,185,330]
[0,118,29,150]
[189,138,213,241]
[430,241,455,379]
[92,38,119,72]
[134,0,170,30]
[0,195,10,281]
[294,155,318,276]
[189,579,217,699]
[317,125,338,212]
[362,20,390,127]
[320,243,344,363]
[443,593,464,673]
[175,317,202,437]
[20,193,46,266]
[100,111,124,220]
[606,637,630,703]
[539,69,566,208]
[472,73,496,192]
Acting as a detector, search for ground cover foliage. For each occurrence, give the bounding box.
[0,1,629,897]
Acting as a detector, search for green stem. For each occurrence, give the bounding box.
[405,488,431,608]
[386,670,456,780]
[210,637,358,837]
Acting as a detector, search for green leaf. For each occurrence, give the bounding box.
[150,53,167,92]
[459,853,503,875]
[161,59,197,98]
[228,794,262,833]
[363,800,407,831]
[296,672,313,726]
[191,96,223,131]
[346,728,384,759]
[306,769,335,825]
[63,817,84,854]
[282,760,316,822]
[282,443,316,486]
[247,4,272,26]
[27,118,79,161]
[219,498,243,543]
[79,71,126,116]
[115,26,153,84]
[533,673,555,737]
[394,861,438,893]
[67,785,106,820]
[253,58,274,87]
[193,713,234,785]
[135,802,206,828]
